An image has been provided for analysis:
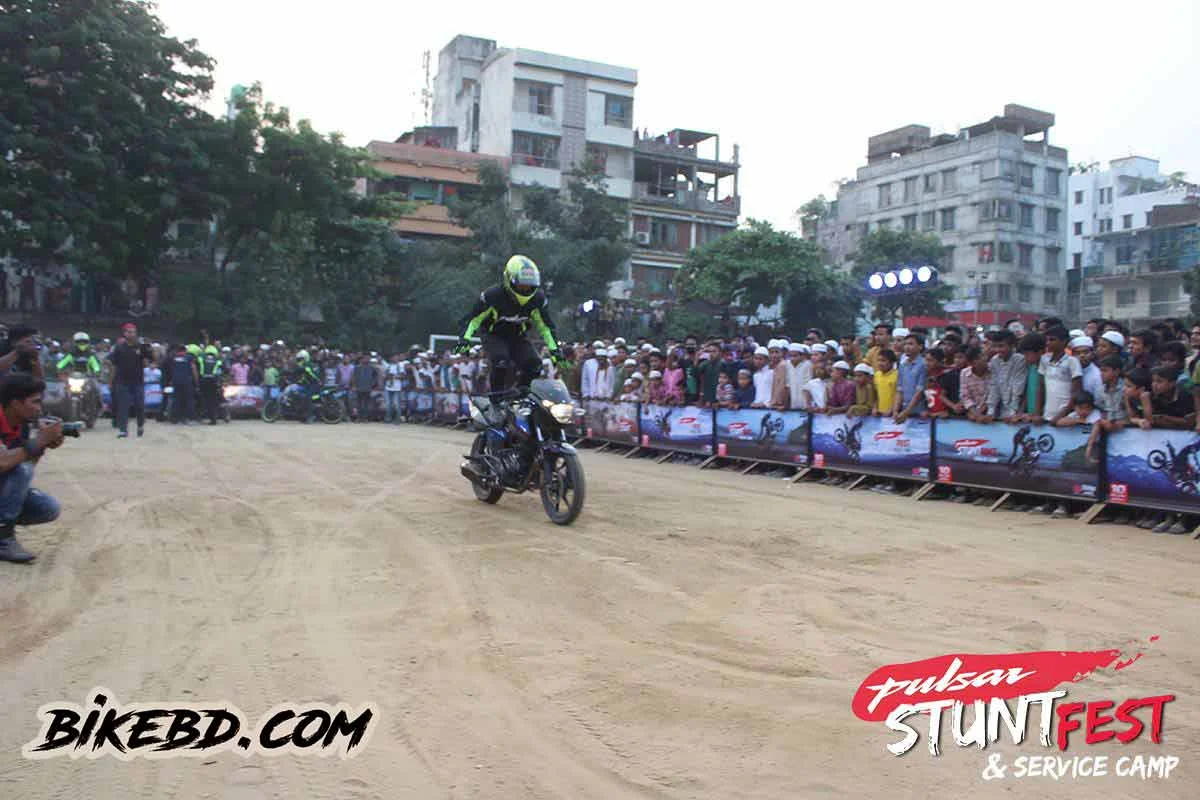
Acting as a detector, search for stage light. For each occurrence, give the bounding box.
[868,273,884,290]
[898,268,914,286]
[883,272,898,288]
[917,265,934,283]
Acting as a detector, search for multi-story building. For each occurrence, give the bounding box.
[432,35,636,202]
[628,129,740,299]
[1067,157,1199,324]
[360,137,508,240]
[818,104,1069,328]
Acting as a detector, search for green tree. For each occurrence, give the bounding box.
[0,0,218,278]
[795,195,830,240]
[676,219,859,334]
[849,229,953,322]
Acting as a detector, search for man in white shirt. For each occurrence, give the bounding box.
[1071,336,1102,400]
[786,342,813,409]
[580,340,604,399]
[1039,326,1083,423]
[384,354,405,423]
[751,346,773,407]
[592,350,614,400]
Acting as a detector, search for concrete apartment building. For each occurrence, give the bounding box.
[432,35,636,201]
[818,104,1069,328]
[1067,156,1200,326]
[360,133,509,240]
[628,129,740,298]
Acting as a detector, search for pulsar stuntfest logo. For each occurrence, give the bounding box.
[22,689,375,761]
[851,642,1181,782]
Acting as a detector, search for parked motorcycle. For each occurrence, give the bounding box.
[460,378,586,525]
[260,384,345,424]
[64,372,102,429]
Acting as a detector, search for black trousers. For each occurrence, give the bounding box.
[114,383,145,433]
[169,382,195,423]
[199,378,220,422]
[482,335,540,392]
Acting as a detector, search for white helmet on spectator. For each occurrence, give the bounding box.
[73,331,90,344]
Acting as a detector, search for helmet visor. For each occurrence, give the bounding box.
[511,265,539,296]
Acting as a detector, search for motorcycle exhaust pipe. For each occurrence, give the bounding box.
[460,460,488,487]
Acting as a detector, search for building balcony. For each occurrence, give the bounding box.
[1088,261,1194,281]
[633,138,738,177]
[632,182,739,216]
[392,203,470,238]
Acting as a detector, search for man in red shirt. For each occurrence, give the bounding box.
[0,374,65,562]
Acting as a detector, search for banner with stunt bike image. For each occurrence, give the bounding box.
[582,399,639,445]
[715,408,809,464]
[933,418,1100,500]
[811,414,931,479]
[1105,427,1200,513]
[406,391,434,419]
[639,404,714,455]
[434,391,460,424]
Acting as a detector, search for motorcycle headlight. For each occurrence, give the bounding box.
[549,403,574,424]
[67,377,86,393]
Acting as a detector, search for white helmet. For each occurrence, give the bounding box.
[296,349,311,362]
[73,331,90,344]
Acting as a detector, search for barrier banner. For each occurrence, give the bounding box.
[144,382,164,410]
[1105,428,1200,513]
[811,414,932,479]
[434,391,460,424]
[639,404,714,454]
[715,408,810,465]
[43,381,68,406]
[406,391,433,416]
[583,399,639,444]
[460,394,471,419]
[222,384,265,414]
[934,419,1100,500]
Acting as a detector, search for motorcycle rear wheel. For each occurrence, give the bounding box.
[261,399,282,423]
[540,452,585,525]
[320,398,343,424]
[469,434,504,504]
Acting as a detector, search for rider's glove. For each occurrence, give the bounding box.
[453,337,471,356]
[549,348,567,369]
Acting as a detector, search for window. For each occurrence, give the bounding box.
[876,218,891,230]
[942,246,954,272]
[512,132,560,168]
[979,199,1013,221]
[1099,187,1113,204]
[998,241,1013,263]
[1073,221,1083,236]
[942,168,958,193]
[902,214,917,232]
[1019,163,1035,189]
[996,284,1012,301]
[1150,284,1174,304]
[1116,288,1137,307]
[1019,203,1035,228]
[1018,243,1034,268]
[585,145,607,174]
[859,222,870,238]
[980,284,993,302]
[878,183,892,208]
[1046,208,1060,233]
[1018,284,1033,303]
[1046,168,1061,195]
[940,207,956,231]
[977,242,995,264]
[517,81,554,116]
[1045,247,1061,273]
[903,176,918,202]
[1074,190,1083,204]
[650,220,679,249]
[1122,213,1133,229]
[1116,240,1135,264]
[924,173,937,193]
[1072,252,1082,268]
[1098,218,1113,233]
[920,210,935,230]
[604,94,632,128]
[1044,288,1059,307]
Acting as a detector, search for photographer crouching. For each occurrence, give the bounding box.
[0,374,75,563]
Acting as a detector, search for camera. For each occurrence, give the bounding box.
[62,422,84,438]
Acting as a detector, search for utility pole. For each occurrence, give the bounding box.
[421,50,432,125]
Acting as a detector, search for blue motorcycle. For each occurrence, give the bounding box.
[261,384,345,424]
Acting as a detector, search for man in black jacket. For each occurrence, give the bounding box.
[109,323,149,438]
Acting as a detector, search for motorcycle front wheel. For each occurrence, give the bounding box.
[540,452,585,525]
[320,398,344,424]
[469,434,504,504]
[261,399,282,423]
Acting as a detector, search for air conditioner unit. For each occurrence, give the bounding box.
[635,231,651,245]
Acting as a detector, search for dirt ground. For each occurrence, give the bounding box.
[2,421,1199,799]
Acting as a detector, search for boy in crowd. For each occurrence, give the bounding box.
[824,361,856,414]
[1055,391,1101,427]
[873,349,898,417]
[715,371,736,409]
[1137,366,1198,534]
[1128,330,1159,372]
[1072,336,1103,399]
[733,369,756,409]
[1039,327,1082,424]
[959,346,992,421]
[1094,330,1125,363]
[894,333,927,423]
[1015,333,1045,422]
[848,364,877,417]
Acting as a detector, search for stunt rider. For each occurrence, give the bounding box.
[55,332,103,378]
[455,255,565,392]
[288,350,322,423]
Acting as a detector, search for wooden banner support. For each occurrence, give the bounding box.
[789,467,812,483]
[698,455,721,470]
[988,492,1013,512]
[595,443,611,453]
[740,460,763,475]
[655,451,676,464]
[911,482,939,501]
[623,447,642,459]
[1078,502,1109,525]
[845,474,868,491]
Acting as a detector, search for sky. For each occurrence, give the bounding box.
[153,0,1199,232]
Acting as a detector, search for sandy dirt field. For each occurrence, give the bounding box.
[2,421,1199,799]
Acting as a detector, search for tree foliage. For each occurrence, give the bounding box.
[849,229,953,322]
[676,219,859,334]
